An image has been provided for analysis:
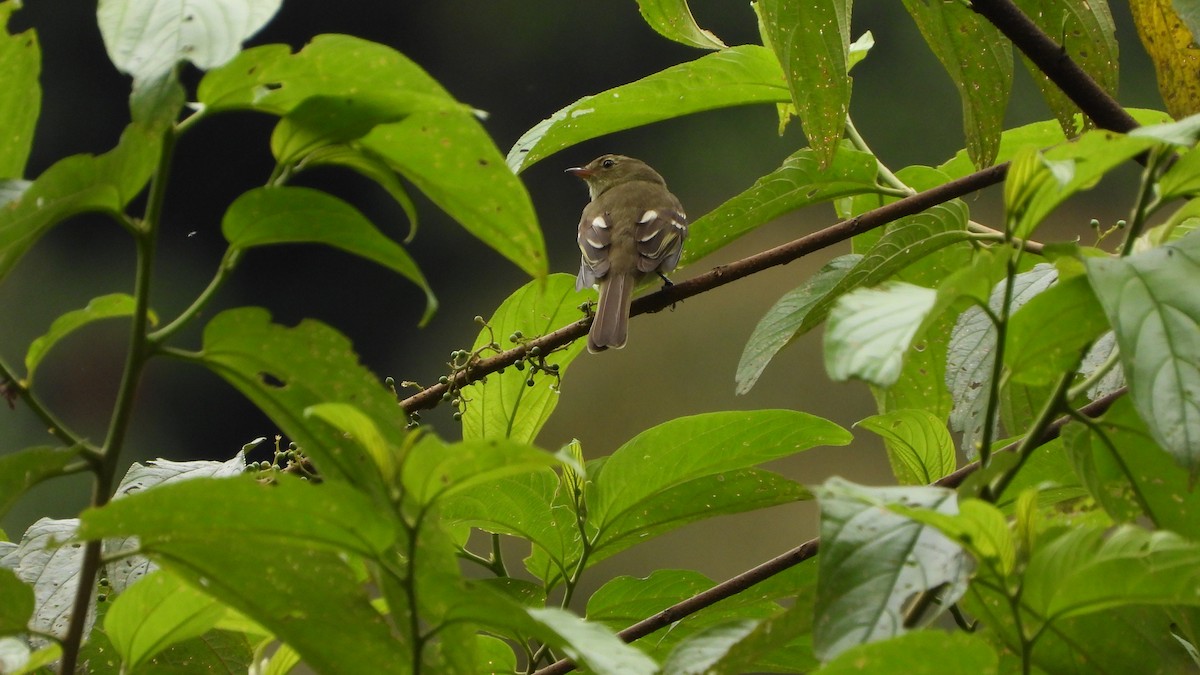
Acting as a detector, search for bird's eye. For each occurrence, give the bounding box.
[601,158,616,169]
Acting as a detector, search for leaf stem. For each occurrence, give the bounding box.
[0,356,98,457]
[977,246,1019,466]
[149,249,241,343]
[844,116,913,195]
[982,369,1074,502]
[58,126,176,674]
[1120,146,1167,256]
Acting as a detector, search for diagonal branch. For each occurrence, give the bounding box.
[530,387,1126,675]
[401,163,1009,413]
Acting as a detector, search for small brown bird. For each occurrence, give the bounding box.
[567,155,688,353]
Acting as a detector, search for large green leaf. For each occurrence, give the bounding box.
[755,0,852,167]
[901,0,1012,168]
[1064,396,1200,538]
[1086,229,1200,477]
[857,409,956,486]
[24,294,153,385]
[820,630,998,674]
[461,274,589,444]
[1012,0,1118,136]
[78,476,406,674]
[590,410,850,546]
[0,446,81,519]
[104,569,225,672]
[680,145,879,268]
[812,478,970,661]
[97,0,280,83]
[507,45,789,173]
[824,281,938,387]
[635,0,727,49]
[526,608,658,675]
[0,2,40,179]
[1005,273,1109,385]
[661,600,816,675]
[400,435,558,506]
[222,186,436,324]
[269,95,406,166]
[0,124,159,285]
[0,567,33,635]
[195,308,401,492]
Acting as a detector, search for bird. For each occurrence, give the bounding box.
[566,154,688,353]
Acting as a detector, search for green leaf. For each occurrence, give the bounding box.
[590,410,850,544]
[681,145,879,268]
[824,281,939,386]
[78,476,408,674]
[857,409,956,485]
[755,0,852,167]
[222,186,436,325]
[270,95,405,165]
[141,629,254,673]
[24,294,154,385]
[890,498,1016,577]
[196,35,462,116]
[635,0,726,49]
[812,478,970,661]
[526,607,658,675]
[0,2,40,179]
[0,446,81,519]
[901,0,1012,168]
[820,630,998,674]
[507,45,788,173]
[1158,145,1200,201]
[362,110,547,278]
[400,435,558,506]
[196,308,402,492]
[0,124,159,285]
[300,145,419,242]
[97,0,282,83]
[1064,397,1200,538]
[1005,274,1109,385]
[105,570,225,671]
[461,274,589,444]
[0,567,33,635]
[947,263,1057,458]
[305,403,396,483]
[1085,229,1200,477]
[737,255,859,395]
[662,602,816,675]
[1013,0,1118,137]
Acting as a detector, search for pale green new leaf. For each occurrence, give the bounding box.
[681,145,879,268]
[105,569,224,671]
[0,2,40,179]
[635,0,726,49]
[857,409,956,485]
[1086,229,1200,477]
[813,478,970,660]
[97,0,281,83]
[507,45,789,173]
[461,274,589,444]
[24,294,154,385]
[755,0,852,168]
[222,186,436,324]
[400,435,558,506]
[902,0,1012,168]
[824,281,938,387]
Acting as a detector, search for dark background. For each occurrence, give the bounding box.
[1,2,1162,584]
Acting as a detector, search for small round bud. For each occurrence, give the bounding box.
[453,411,463,421]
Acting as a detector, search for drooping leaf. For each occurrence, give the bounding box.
[824,281,939,387]
[24,294,154,385]
[681,145,880,268]
[812,478,970,661]
[97,0,282,84]
[299,144,419,242]
[901,0,1012,168]
[195,308,401,493]
[635,0,727,49]
[0,446,81,519]
[104,569,225,671]
[857,409,956,485]
[222,186,436,324]
[0,124,159,285]
[0,2,40,179]
[1085,229,1200,477]
[270,95,406,165]
[755,0,853,167]
[507,45,789,173]
[461,274,589,444]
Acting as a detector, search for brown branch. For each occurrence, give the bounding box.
[401,163,1009,413]
[531,387,1125,675]
[969,0,1138,134]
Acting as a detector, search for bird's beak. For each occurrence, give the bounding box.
[565,166,592,178]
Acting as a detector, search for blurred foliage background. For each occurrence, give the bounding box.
[0,1,1166,588]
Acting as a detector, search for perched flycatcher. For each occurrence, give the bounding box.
[567,155,688,353]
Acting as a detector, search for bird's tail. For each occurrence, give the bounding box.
[588,273,635,352]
